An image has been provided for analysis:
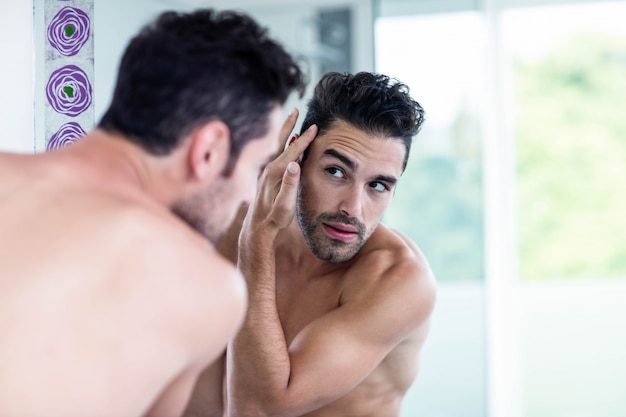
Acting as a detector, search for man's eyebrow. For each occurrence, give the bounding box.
[322,148,355,171]
[373,174,398,186]
[323,148,399,185]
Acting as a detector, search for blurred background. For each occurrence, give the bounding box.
[1,0,625,416]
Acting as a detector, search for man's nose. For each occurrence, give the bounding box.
[338,185,363,218]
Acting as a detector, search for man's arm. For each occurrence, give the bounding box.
[181,353,226,417]
[228,247,434,417]
[181,205,248,417]
[115,212,248,417]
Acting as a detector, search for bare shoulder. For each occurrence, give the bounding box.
[354,224,435,289]
[97,202,247,361]
[344,224,437,330]
[118,202,246,304]
[116,203,222,271]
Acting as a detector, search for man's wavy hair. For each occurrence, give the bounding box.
[99,9,306,172]
[300,72,424,172]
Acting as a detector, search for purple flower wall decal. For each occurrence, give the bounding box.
[47,121,86,151]
[46,64,93,117]
[47,6,91,57]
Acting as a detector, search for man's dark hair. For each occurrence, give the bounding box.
[300,72,424,172]
[98,9,306,171]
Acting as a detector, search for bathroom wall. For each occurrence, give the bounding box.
[0,0,372,153]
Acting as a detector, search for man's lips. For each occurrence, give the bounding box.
[322,223,358,241]
[324,222,357,233]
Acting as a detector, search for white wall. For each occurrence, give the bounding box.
[0,0,35,153]
[94,0,173,122]
[0,0,155,153]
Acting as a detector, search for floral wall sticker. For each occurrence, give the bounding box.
[37,0,94,152]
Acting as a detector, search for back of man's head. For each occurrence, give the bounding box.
[99,9,306,161]
[300,72,424,172]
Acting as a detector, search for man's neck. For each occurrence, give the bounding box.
[66,129,184,206]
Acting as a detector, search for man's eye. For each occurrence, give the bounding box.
[326,167,344,178]
[370,182,388,192]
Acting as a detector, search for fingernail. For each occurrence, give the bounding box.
[306,124,317,132]
[287,162,299,174]
[289,108,297,116]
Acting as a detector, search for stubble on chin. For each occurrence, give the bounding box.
[171,197,222,245]
[296,184,369,264]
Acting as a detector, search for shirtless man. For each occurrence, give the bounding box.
[0,9,305,417]
[221,72,437,417]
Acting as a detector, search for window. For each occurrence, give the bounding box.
[503,3,626,416]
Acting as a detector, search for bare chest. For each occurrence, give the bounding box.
[299,363,406,417]
[298,342,419,417]
[275,265,345,346]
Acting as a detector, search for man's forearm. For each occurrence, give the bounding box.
[228,238,292,417]
[227,112,317,417]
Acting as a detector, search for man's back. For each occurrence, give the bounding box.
[274,224,434,417]
[0,148,245,417]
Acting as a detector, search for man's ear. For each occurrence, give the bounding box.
[187,121,231,182]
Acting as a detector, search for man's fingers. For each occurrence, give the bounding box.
[249,114,316,232]
[280,124,317,163]
[272,162,301,229]
[283,133,299,152]
[276,108,299,155]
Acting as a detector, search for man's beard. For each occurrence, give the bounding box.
[171,183,229,245]
[296,181,371,264]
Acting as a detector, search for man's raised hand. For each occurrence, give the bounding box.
[244,109,317,236]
